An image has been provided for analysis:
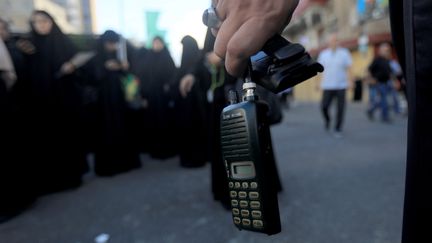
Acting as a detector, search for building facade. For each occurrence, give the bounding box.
[283,0,392,102]
[0,0,95,34]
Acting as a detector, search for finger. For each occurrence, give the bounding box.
[213,17,243,60]
[224,17,280,76]
[186,81,193,93]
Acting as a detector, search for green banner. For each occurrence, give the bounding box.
[145,11,168,48]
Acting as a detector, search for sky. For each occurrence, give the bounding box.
[94,0,211,65]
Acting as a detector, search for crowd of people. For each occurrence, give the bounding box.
[0,10,283,223]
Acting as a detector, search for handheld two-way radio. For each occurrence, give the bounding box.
[220,35,323,235]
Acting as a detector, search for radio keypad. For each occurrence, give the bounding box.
[250,201,261,209]
[253,220,264,228]
[238,191,247,199]
[241,209,250,217]
[242,219,251,226]
[229,180,264,229]
[242,182,249,189]
[239,200,248,208]
[249,192,259,199]
[231,200,239,207]
[251,210,262,219]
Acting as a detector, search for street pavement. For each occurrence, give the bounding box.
[0,102,407,243]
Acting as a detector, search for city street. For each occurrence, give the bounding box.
[0,102,407,243]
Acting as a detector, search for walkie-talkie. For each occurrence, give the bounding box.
[221,81,281,235]
[220,35,323,235]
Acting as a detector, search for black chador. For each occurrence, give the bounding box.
[25,11,87,195]
[80,30,141,176]
[144,37,178,159]
[175,35,209,168]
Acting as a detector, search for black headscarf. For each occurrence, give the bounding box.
[148,36,176,89]
[91,30,120,81]
[178,35,200,79]
[28,10,77,97]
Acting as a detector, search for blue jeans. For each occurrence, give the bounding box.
[368,83,390,121]
[389,83,401,114]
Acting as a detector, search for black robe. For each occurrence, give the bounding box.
[175,36,208,168]
[0,36,37,220]
[25,12,87,195]
[80,39,140,177]
[144,46,178,159]
[389,1,432,242]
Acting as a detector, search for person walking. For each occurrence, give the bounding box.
[317,33,352,137]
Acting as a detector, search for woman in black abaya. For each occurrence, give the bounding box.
[175,35,208,168]
[0,20,36,223]
[80,30,140,176]
[25,11,87,195]
[144,37,178,159]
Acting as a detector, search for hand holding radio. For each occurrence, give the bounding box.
[203,3,323,235]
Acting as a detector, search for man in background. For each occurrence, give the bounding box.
[317,33,352,137]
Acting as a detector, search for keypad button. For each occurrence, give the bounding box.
[242,182,249,189]
[239,200,248,208]
[253,220,264,228]
[250,182,258,189]
[249,192,259,199]
[231,200,238,207]
[242,219,251,226]
[241,209,250,217]
[234,217,241,225]
[232,208,240,216]
[234,182,241,189]
[230,191,237,198]
[238,191,247,199]
[251,210,262,219]
[250,201,261,209]
[229,182,234,188]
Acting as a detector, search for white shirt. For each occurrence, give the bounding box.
[318,47,352,90]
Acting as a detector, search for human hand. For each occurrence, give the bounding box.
[179,74,195,98]
[105,59,121,71]
[211,0,299,76]
[16,39,36,55]
[2,71,16,91]
[60,62,75,75]
[121,61,129,71]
